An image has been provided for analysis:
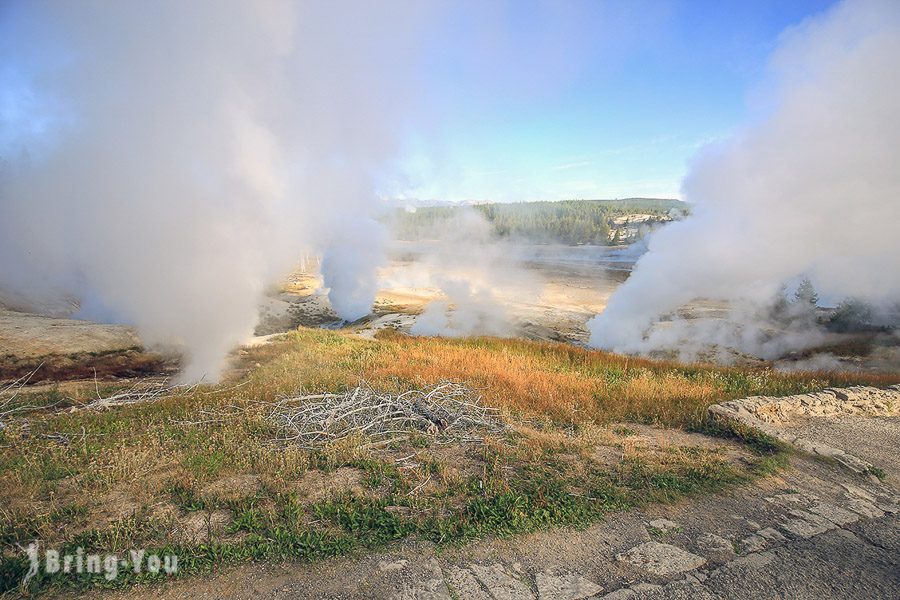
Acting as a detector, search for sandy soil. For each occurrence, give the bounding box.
[0,309,141,358]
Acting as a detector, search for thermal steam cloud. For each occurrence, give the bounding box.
[0,1,433,380]
[588,0,900,359]
[383,208,542,339]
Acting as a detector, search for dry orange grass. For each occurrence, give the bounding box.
[370,341,598,420]
[240,328,900,429]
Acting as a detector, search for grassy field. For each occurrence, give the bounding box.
[1,328,897,595]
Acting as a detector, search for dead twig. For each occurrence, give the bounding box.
[82,378,201,411]
[0,362,44,413]
[0,363,51,426]
[407,474,432,496]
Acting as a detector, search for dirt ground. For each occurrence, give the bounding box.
[0,309,140,358]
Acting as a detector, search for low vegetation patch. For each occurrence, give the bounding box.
[1,328,895,595]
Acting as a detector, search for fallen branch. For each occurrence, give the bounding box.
[81,377,200,411]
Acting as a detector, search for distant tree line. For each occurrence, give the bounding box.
[390,198,686,245]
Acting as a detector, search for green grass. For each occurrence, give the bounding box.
[865,466,887,481]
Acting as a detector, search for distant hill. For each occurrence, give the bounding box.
[389,198,687,245]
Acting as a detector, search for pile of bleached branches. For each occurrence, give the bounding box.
[266,381,504,449]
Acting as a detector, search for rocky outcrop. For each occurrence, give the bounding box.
[710,386,900,427]
[708,385,900,477]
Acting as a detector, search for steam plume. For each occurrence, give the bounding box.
[399,209,540,338]
[588,0,900,359]
[0,1,431,380]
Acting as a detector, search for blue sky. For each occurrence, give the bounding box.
[398,0,838,203]
[2,1,841,206]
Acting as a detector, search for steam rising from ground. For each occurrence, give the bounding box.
[588,0,900,359]
[384,209,542,338]
[0,1,431,380]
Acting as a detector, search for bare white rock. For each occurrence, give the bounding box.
[808,502,859,526]
[648,518,680,532]
[756,527,786,542]
[389,561,451,600]
[468,564,535,600]
[600,590,636,600]
[697,533,733,553]
[445,566,494,600]
[779,510,835,538]
[535,571,603,600]
[390,579,452,600]
[616,541,706,576]
[378,559,409,572]
[737,534,767,553]
[844,498,885,519]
